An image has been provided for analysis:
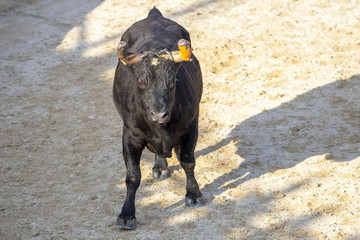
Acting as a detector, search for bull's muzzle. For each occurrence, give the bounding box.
[149,110,170,124]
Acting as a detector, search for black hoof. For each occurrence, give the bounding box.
[152,168,169,180]
[185,196,205,207]
[115,217,136,230]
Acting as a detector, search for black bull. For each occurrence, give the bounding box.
[112,8,204,229]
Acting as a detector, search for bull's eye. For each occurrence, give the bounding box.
[137,79,146,89]
[169,79,177,89]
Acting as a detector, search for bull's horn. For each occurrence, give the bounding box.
[158,39,193,62]
[117,41,127,64]
[118,39,192,64]
[117,41,148,65]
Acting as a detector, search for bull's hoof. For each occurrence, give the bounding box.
[152,168,169,180]
[185,196,205,207]
[115,217,136,230]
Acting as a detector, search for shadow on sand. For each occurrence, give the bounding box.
[196,75,360,200]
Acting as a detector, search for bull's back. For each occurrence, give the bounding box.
[121,8,191,53]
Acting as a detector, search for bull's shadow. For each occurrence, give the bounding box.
[197,75,360,199]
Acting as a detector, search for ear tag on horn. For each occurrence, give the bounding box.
[178,39,192,61]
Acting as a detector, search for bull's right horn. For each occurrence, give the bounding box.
[117,41,148,65]
[117,41,127,65]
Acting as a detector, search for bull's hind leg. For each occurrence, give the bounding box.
[152,155,169,179]
[179,121,204,207]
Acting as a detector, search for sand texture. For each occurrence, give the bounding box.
[1,0,360,239]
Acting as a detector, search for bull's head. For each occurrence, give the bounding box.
[117,39,193,124]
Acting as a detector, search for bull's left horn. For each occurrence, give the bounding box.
[167,39,193,63]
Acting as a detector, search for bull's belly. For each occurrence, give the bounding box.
[146,142,173,158]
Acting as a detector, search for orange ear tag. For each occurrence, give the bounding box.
[178,39,192,61]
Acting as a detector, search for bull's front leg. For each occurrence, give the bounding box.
[179,121,204,207]
[116,129,144,230]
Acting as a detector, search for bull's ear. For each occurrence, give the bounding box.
[117,41,147,65]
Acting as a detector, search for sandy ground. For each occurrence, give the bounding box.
[1,0,360,239]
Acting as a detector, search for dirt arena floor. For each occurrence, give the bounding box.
[1,0,360,239]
